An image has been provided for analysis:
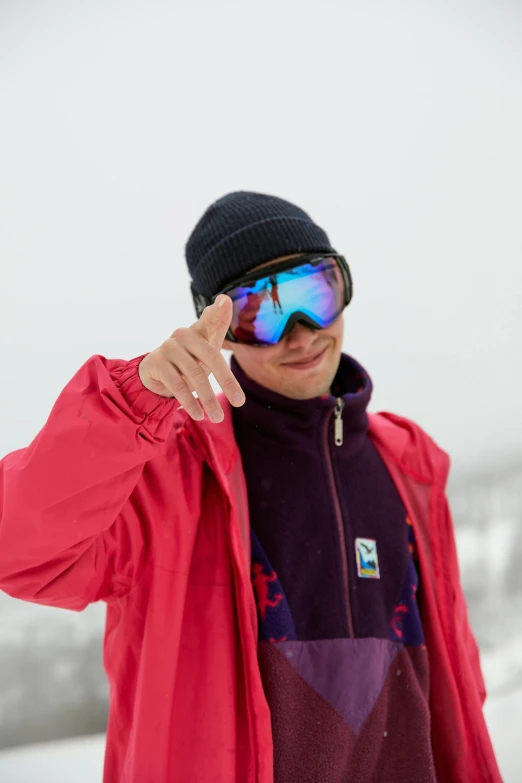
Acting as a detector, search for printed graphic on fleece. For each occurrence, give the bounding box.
[251,516,424,648]
[251,516,435,781]
[355,537,380,578]
[251,526,297,643]
[387,515,425,646]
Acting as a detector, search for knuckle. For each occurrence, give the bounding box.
[156,343,171,362]
[200,393,218,409]
[221,375,238,390]
[201,342,218,361]
[170,327,188,343]
[171,379,187,396]
[188,365,207,383]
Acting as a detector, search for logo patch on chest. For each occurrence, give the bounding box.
[355,538,380,579]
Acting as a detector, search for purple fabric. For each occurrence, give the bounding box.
[231,352,434,781]
[232,353,421,643]
[258,642,436,783]
[388,520,425,645]
[273,638,400,734]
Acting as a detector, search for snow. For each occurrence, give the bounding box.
[0,2,520,780]
[484,689,522,783]
[0,734,105,783]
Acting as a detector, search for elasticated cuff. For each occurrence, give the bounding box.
[112,354,180,421]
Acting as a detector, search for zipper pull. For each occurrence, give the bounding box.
[334,397,345,447]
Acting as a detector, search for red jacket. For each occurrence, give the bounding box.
[0,355,501,782]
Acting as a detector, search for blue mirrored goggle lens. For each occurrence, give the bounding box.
[227,258,345,345]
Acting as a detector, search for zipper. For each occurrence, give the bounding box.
[323,397,354,638]
[334,397,344,446]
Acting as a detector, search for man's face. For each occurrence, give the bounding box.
[223,255,345,400]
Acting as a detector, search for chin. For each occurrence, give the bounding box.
[278,369,337,400]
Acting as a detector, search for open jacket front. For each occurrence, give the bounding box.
[0,355,501,782]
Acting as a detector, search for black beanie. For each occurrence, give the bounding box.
[185,191,335,297]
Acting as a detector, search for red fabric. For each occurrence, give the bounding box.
[0,356,501,782]
[368,413,501,782]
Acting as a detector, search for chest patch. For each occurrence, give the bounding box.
[355,537,380,579]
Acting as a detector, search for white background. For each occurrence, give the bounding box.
[1,1,521,780]
[1,0,521,475]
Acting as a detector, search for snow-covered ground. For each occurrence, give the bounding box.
[0,734,105,783]
[0,685,519,782]
[484,688,522,783]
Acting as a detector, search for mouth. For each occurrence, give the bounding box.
[281,345,328,370]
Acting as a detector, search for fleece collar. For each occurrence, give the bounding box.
[229,352,373,452]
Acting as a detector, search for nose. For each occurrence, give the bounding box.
[283,321,320,350]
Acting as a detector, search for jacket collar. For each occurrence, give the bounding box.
[229,353,372,453]
[183,361,449,488]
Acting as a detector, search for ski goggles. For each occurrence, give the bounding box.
[191,253,353,346]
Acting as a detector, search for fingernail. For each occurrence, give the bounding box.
[193,407,204,420]
[211,410,224,423]
[232,392,245,406]
[217,296,226,308]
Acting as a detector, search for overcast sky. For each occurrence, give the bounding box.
[1,0,521,477]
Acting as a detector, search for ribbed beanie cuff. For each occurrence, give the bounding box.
[185,191,335,297]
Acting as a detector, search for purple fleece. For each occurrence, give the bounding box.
[231,353,436,783]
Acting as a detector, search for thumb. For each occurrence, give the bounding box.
[195,294,234,349]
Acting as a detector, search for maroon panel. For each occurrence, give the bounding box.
[258,641,356,782]
[273,637,400,734]
[258,643,436,783]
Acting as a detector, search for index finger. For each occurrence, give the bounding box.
[193,295,233,350]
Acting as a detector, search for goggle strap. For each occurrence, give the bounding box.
[216,253,339,297]
[191,284,211,319]
[191,254,351,322]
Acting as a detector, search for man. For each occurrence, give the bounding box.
[0,192,501,782]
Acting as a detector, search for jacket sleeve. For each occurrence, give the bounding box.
[443,495,488,707]
[0,354,180,611]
